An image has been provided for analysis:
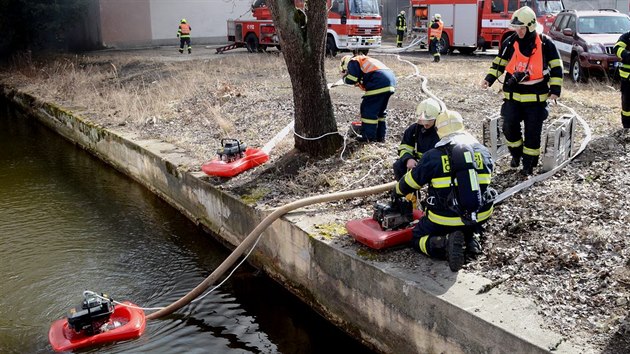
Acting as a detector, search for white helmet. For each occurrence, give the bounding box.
[416,98,441,122]
[434,13,441,20]
[435,110,465,138]
[510,6,537,32]
[400,10,405,15]
[340,55,353,72]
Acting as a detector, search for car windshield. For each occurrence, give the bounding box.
[349,0,379,15]
[578,15,630,34]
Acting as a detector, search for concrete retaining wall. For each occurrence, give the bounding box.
[1,86,593,354]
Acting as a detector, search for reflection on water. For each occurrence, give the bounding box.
[0,102,375,354]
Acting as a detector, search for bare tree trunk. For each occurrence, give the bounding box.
[267,0,343,157]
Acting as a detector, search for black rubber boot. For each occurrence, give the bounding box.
[465,233,483,258]
[446,231,465,272]
[510,156,520,168]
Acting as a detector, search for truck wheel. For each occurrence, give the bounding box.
[326,36,338,57]
[439,33,450,55]
[570,56,588,83]
[245,34,259,53]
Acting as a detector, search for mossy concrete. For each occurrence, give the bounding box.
[1,85,594,354]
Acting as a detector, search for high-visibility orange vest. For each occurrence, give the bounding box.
[354,55,389,73]
[505,35,544,81]
[179,23,191,35]
[429,20,443,39]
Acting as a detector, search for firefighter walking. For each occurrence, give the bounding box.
[340,55,397,142]
[396,11,407,48]
[429,14,444,62]
[614,31,630,130]
[480,6,563,176]
[177,18,192,54]
[394,110,495,271]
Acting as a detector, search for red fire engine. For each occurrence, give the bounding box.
[409,0,564,54]
[216,0,382,55]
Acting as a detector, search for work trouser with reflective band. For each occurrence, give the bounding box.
[179,37,191,53]
[500,98,549,169]
[411,213,490,258]
[397,30,405,47]
[621,74,630,128]
[429,37,441,59]
[360,89,394,141]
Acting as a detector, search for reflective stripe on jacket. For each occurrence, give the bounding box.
[614,32,630,79]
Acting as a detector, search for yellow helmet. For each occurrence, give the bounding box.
[416,98,441,122]
[181,18,187,24]
[435,110,465,138]
[510,6,537,32]
[340,55,353,72]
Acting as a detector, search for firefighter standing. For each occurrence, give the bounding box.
[396,11,407,48]
[393,98,441,180]
[480,6,563,176]
[394,110,495,271]
[177,18,192,54]
[614,31,630,130]
[428,14,444,62]
[340,55,397,142]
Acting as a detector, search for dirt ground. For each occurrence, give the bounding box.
[1,43,628,353]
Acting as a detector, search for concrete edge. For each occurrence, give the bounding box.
[1,86,593,354]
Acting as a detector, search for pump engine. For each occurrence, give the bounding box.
[217,138,247,162]
[372,193,414,230]
[67,292,115,335]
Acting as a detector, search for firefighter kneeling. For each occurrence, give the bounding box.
[393,110,496,271]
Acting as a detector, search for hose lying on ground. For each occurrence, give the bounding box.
[146,181,396,320]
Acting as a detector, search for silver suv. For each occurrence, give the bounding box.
[548,9,630,82]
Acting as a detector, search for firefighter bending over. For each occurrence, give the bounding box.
[480,6,563,176]
[396,10,407,48]
[177,18,192,54]
[429,14,444,62]
[394,110,495,271]
[614,30,630,130]
[340,55,397,142]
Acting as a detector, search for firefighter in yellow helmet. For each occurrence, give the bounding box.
[177,18,192,54]
[480,6,563,176]
[394,110,495,271]
[340,54,397,142]
[396,10,407,48]
[393,98,441,180]
[429,13,444,62]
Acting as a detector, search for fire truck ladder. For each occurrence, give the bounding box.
[215,42,244,54]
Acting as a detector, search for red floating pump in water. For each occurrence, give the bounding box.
[201,138,269,178]
[48,292,146,352]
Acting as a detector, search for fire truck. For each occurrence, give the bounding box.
[409,0,564,54]
[216,0,382,55]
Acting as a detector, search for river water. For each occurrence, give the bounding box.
[0,101,374,354]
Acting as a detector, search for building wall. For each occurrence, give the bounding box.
[98,0,252,48]
[149,0,252,45]
[100,0,153,47]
